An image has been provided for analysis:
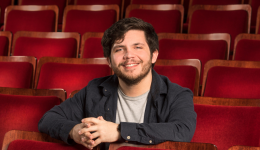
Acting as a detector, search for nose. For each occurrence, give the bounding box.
[123,48,135,59]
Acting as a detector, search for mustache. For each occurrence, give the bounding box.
[119,60,143,66]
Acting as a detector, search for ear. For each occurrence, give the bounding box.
[107,57,111,68]
[152,49,159,64]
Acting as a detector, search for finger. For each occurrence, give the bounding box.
[82,118,100,124]
[81,142,93,150]
[85,139,95,145]
[99,116,104,121]
[92,138,102,148]
[90,131,100,139]
[79,126,98,135]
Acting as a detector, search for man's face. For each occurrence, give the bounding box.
[108,30,158,86]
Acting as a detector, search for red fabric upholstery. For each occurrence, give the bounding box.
[0,36,9,56]
[191,0,242,5]
[204,66,260,99]
[37,63,111,98]
[158,39,227,84]
[131,0,181,4]
[20,0,66,24]
[0,0,12,24]
[129,9,181,33]
[191,104,260,150]
[76,0,122,5]
[0,62,33,88]
[154,65,196,92]
[234,39,260,61]
[5,10,56,35]
[251,0,260,33]
[7,140,88,150]
[189,10,248,51]
[13,37,77,59]
[117,146,171,150]
[82,37,104,58]
[0,94,60,149]
[64,10,117,36]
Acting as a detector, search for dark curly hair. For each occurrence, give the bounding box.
[101,17,159,62]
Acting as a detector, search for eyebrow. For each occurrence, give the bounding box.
[112,42,146,50]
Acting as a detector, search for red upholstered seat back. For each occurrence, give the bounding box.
[154,65,197,93]
[64,9,117,36]
[0,0,13,24]
[158,39,227,84]
[249,0,260,32]
[234,39,260,61]
[36,63,111,98]
[0,62,33,88]
[191,104,260,150]
[204,66,260,99]
[5,10,56,35]
[131,0,181,4]
[117,146,171,150]
[128,9,182,33]
[82,37,104,58]
[0,36,9,56]
[19,0,66,24]
[190,0,242,5]
[0,94,60,149]
[189,9,249,51]
[7,140,87,150]
[13,37,78,59]
[76,0,122,5]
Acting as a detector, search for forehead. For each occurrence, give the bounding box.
[114,30,147,45]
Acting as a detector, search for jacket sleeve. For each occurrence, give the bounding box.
[119,89,197,144]
[38,87,87,144]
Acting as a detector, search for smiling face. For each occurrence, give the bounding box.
[108,30,158,86]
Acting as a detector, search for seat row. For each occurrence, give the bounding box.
[1,56,260,99]
[0,88,259,150]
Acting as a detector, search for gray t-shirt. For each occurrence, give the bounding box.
[115,88,149,124]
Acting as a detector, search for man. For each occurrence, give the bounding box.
[38,17,197,150]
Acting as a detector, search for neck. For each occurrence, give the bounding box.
[118,69,152,97]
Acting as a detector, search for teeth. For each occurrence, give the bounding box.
[125,64,137,67]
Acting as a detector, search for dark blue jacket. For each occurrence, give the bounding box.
[38,69,197,150]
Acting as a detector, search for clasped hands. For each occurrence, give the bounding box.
[69,116,120,149]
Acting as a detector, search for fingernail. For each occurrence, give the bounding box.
[78,131,81,134]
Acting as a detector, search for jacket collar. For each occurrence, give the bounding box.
[99,69,167,100]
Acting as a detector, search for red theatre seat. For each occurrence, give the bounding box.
[125,4,184,33]
[255,6,260,34]
[248,0,260,33]
[188,5,251,52]
[80,32,104,58]
[4,5,58,36]
[233,33,260,61]
[0,87,65,149]
[0,31,12,56]
[131,0,183,5]
[35,57,111,98]
[0,0,14,24]
[18,0,67,25]
[12,31,80,59]
[0,56,36,89]
[62,5,119,37]
[228,146,260,150]
[154,59,201,96]
[202,60,260,99]
[158,33,230,85]
[192,96,260,150]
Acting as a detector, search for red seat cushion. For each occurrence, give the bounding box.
[82,37,104,58]
[5,10,56,35]
[19,0,66,24]
[0,94,60,149]
[13,37,77,60]
[192,104,260,150]
[0,62,33,88]
[64,10,117,36]
[189,10,248,51]
[158,39,227,84]
[204,66,260,98]
[0,36,9,56]
[129,9,181,33]
[154,65,197,92]
[37,63,111,98]
[234,39,260,61]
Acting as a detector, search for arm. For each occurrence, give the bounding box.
[38,86,87,144]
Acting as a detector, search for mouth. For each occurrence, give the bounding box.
[124,63,138,67]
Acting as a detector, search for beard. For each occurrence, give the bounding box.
[111,59,152,86]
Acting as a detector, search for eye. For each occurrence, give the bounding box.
[135,46,142,49]
[115,48,122,52]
